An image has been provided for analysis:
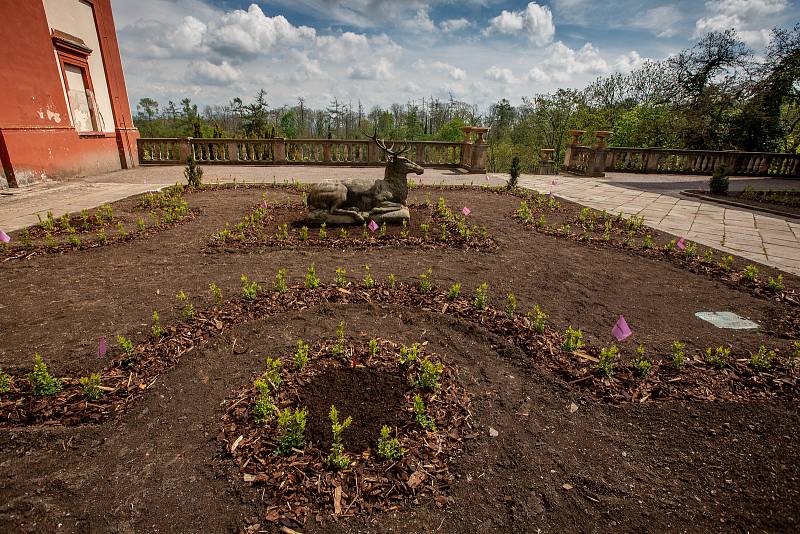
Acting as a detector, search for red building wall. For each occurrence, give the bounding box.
[0,0,138,188]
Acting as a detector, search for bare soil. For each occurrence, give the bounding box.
[1,185,798,533]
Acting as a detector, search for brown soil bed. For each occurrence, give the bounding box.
[1,184,799,532]
[682,189,800,218]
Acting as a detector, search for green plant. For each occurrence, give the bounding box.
[151,310,164,338]
[420,223,430,239]
[176,290,194,321]
[28,353,62,396]
[440,223,448,241]
[742,264,758,282]
[117,221,127,238]
[305,264,320,289]
[413,394,436,431]
[562,326,584,352]
[414,358,443,390]
[377,425,404,460]
[703,249,713,262]
[273,269,287,293]
[338,227,349,239]
[68,232,81,247]
[671,341,686,369]
[184,156,203,188]
[709,165,729,194]
[116,335,134,356]
[276,223,289,240]
[750,345,775,372]
[719,255,734,272]
[508,156,520,189]
[399,219,409,239]
[334,267,347,288]
[399,343,420,366]
[252,377,276,425]
[318,223,327,239]
[387,273,396,289]
[0,369,12,394]
[326,405,353,470]
[536,214,546,229]
[596,345,618,377]
[363,264,375,288]
[447,282,462,300]
[80,373,103,400]
[331,321,346,358]
[263,357,283,390]
[705,346,731,368]
[299,226,309,241]
[380,222,387,237]
[528,305,547,334]
[767,274,784,292]
[788,341,800,369]
[209,282,223,305]
[295,339,310,370]
[474,282,489,310]
[631,345,652,376]
[418,268,433,293]
[241,274,261,299]
[684,241,698,257]
[275,407,308,455]
[642,234,654,249]
[664,239,676,252]
[97,228,107,244]
[137,217,146,231]
[368,338,379,358]
[506,292,516,318]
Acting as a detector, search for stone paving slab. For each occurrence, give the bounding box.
[1,166,797,277]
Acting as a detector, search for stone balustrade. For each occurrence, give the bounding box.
[137,129,490,173]
[563,130,800,178]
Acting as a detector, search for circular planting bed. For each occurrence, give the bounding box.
[221,336,471,526]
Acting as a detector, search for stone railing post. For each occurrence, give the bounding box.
[469,127,489,173]
[274,138,287,163]
[136,139,146,162]
[415,143,425,165]
[177,137,192,162]
[459,127,474,168]
[538,148,555,175]
[563,130,585,169]
[227,141,239,162]
[322,141,332,163]
[643,149,659,173]
[367,139,380,164]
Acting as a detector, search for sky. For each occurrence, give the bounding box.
[111,0,800,113]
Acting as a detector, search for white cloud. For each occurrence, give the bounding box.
[347,57,394,80]
[695,0,788,46]
[486,2,555,46]
[485,66,517,84]
[315,32,402,62]
[630,6,685,38]
[439,18,472,32]
[403,81,422,93]
[186,60,241,85]
[415,60,467,81]
[613,51,648,72]
[404,8,436,33]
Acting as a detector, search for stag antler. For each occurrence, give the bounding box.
[364,127,411,158]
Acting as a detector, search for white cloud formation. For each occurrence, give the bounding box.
[439,18,472,32]
[694,0,788,46]
[405,8,436,33]
[485,66,517,84]
[486,2,555,46]
[630,6,685,38]
[415,60,467,81]
[186,60,242,85]
[315,32,402,62]
[347,57,394,80]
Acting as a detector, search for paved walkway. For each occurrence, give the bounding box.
[520,175,800,276]
[1,165,797,276]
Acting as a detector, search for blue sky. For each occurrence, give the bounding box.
[111,0,799,112]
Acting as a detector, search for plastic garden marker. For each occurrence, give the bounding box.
[611,315,632,341]
[262,200,268,210]
[462,207,471,216]
[97,336,107,358]
[676,237,686,251]
[368,220,379,232]
[486,175,490,181]
[0,230,10,243]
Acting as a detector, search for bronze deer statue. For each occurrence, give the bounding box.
[305,132,424,225]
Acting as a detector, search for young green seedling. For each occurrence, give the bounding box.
[326,405,353,470]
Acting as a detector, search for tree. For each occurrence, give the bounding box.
[136,98,159,121]
[243,90,269,138]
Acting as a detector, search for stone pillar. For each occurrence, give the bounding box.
[367,139,380,164]
[593,131,612,149]
[538,148,555,175]
[227,141,240,162]
[644,150,660,173]
[588,148,607,177]
[470,127,489,173]
[177,138,191,162]
[459,127,474,168]
[415,143,425,165]
[323,142,331,163]
[563,130,585,169]
[274,138,287,163]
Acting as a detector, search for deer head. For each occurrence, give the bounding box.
[366,129,424,178]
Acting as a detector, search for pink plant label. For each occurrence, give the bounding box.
[611,315,632,341]
[0,230,10,243]
[262,200,268,209]
[462,207,471,216]
[368,220,379,232]
[97,336,107,358]
[485,175,490,181]
[676,237,686,251]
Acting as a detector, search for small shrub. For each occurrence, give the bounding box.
[528,305,547,334]
[305,264,320,289]
[209,282,223,305]
[750,345,775,372]
[137,217,146,231]
[414,358,443,390]
[742,264,758,282]
[333,267,347,287]
[97,228,107,244]
[176,290,194,321]
[413,394,436,431]
[276,223,289,240]
[326,405,353,470]
[377,425,404,460]
[718,255,733,272]
[241,274,261,299]
[788,341,800,369]
[368,338,379,358]
[28,354,62,396]
[420,223,430,239]
[380,222,387,237]
[80,373,103,400]
[276,407,308,455]
[263,357,283,390]
[387,273,396,289]
[705,346,731,368]
[709,165,729,194]
[671,341,686,369]
[331,321,346,358]
[318,223,327,239]
[295,339,310,370]
[252,377,276,425]
[596,345,618,377]
[400,219,409,239]
[508,156,520,189]
[184,156,203,188]
[273,269,287,293]
[418,268,433,293]
[151,310,164,338]
[363,264,375,288]
[474,282,489,310]
[642,234,654,249]
[767,274,784,292]
[631,345,652,376]
[399,343,420,366]
[338,227,349,239]
[447,282,462,300]
[506,292,516,318]
[562,326,584,352]
[684,241,698,257]
[299,226,309,241]
[0,369,12,394]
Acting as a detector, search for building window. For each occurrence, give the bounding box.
[52,30,100,133]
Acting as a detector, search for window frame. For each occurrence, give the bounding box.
[52,31,100,135]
